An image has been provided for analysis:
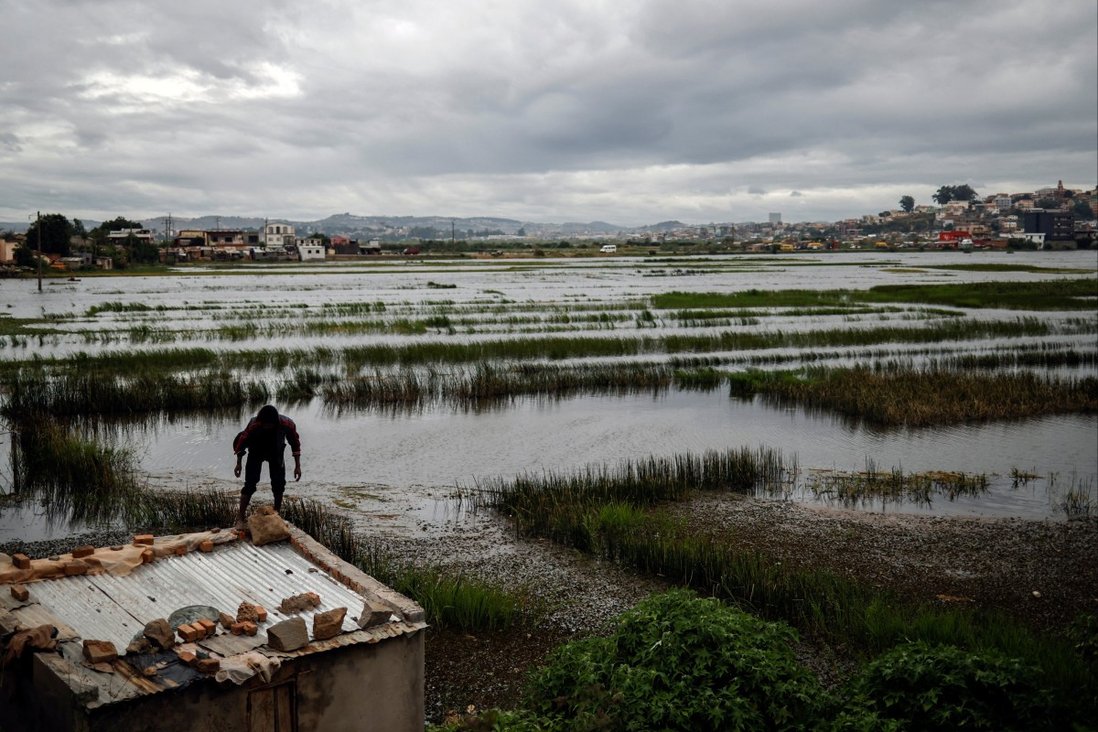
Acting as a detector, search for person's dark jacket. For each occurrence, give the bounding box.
[233,416,302,458]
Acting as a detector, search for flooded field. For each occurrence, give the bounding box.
[1,250,1096,541]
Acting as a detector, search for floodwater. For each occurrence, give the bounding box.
[1,251,1096,541]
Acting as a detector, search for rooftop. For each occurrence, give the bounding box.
[0,522,425,710]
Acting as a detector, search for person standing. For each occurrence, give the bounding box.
[233,404,302,528]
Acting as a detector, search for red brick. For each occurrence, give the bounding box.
[12,553,31,570]
[133,534,154,546]
[196,618,217,636]
[241,621,258,637]
[177,624,200,642]
[176,651,197,666]
[71,546,95,559]
[219,612,235,629]
[63,561,88,576]
[173,545,188,556]
[10,585,28,602]
[198,540,214,553]
[255,606,268,623]
[230,622,245,636]
[140,548,155,564]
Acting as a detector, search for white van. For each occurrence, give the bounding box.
[599,244,617,254]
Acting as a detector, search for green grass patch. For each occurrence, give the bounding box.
[728,367,1098,426]
[654,277,1098,311]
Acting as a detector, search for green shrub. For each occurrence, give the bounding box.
[525,589,827,731]
[841,641,1058,731]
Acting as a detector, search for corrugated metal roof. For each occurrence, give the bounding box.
[6,531,425,709]
[28,541,386,653]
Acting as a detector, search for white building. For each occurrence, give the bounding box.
[264,223,296,250]
[298,243,326,261]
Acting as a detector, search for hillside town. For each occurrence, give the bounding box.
[1,181,1095,272]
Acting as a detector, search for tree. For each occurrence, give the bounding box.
[90,216,144,244]
[933,184,976,205]
[899,195,915,213]
[1073,199,1095,219]
[1036,197,1060,210]
[26,213,74,255]
[953,184,977,201]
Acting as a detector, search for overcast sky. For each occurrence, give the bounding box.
[1,1,1095,226]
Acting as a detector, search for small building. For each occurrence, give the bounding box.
[298,244,326,261]
[106,229,154,244]
[358,240,382,256]
[0,523,426,731]
[0,240,21,264]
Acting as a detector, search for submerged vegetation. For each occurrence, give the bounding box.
[728,367,1098,426]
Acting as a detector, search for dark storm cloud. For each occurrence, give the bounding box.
[0,0,1094,224]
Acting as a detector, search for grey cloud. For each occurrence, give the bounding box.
[0,0,1094,224]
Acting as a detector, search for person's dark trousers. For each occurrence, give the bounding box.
[241,449,287,512]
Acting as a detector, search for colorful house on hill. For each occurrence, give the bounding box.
[0,521,426,731]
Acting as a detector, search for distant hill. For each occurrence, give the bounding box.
[2,213,632,238]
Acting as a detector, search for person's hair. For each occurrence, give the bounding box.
[257,405,279,424]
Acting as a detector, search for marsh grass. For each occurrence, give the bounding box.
[2,370,269,418]
[804,463,989,505]
[729,367,1098,426]
[473,447,794,543]
[1,313,1075,381]
[10,417,146,525]
[475,467,1092,703]
[654,277,1098,311]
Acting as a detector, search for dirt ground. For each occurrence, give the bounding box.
[419,495,1098,722]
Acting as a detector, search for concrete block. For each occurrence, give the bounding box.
[312,607,347,640]
[82,640,118,665]
[266,617,308,652]
[143,619,175,650]
[10,585,29,602]
[357,599,392,629]
[248,506,290,546]
[278,592,321,614]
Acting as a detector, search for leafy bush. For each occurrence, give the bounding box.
[840,641,1057,731]
[524,588,826,731]
[1068,613,1098,665]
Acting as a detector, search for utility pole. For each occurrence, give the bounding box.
[35,210,42,292]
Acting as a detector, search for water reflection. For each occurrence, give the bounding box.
[2,389,1088,541]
